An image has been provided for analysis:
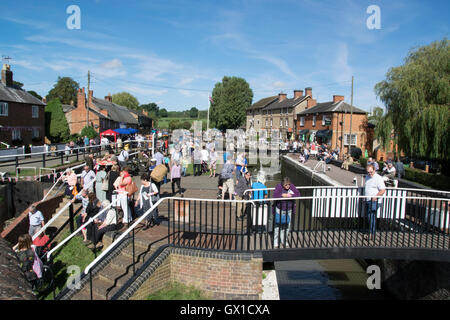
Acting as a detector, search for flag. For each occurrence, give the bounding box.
[208,96,214,104]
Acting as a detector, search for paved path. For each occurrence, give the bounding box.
[284,153,366,186]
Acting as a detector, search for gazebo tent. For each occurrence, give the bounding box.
[113,128,138,135]
[100,129,118,142]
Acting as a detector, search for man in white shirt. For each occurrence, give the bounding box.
[201,146,209,174]
[364,164,386,240]
[28,205,45,237]
[118,149,129,169]
[81,165,96,192]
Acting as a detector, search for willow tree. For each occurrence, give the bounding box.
[375,38,450,167]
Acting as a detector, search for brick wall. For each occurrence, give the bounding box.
[1,194,64,244]
[128,247,263,300]
[0,101,45,146]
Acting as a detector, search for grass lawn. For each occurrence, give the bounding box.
[147,282,209,300]
[39,231,95,300]
[157,117,207,129]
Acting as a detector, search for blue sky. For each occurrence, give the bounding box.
[1,0,448,112]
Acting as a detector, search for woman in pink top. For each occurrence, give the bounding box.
[115,167,132,224]
[63,169,78,198]
[170,160,183,196]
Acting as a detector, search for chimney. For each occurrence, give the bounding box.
[333,95,345,103]
[1,64,13,87]
[105,93,112,102]
[77,88,86,109]
[307,98,317,109]
[88,90,93,108]
[278,92,287,102]
[305,87,312,98]
[42,97,47,104]
[294,90,304,100]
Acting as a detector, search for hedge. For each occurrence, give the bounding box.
[404,168,450,191]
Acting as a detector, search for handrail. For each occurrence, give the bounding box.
[243,185,450,196]
[46,193,127,261]
[32,177,98,241]
[0,139,151,160]
[83,192,450,275]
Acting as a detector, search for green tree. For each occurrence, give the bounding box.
[140,102,159,116]
[112,92,140,110]
[159,108,168,117]
[45,99,70,143]
[210,76,253,130]
[182,121,192,130]
[80,126,99,139]
[13,81,24,89]
[375,38,450,166]
[27,90,42,100]
[189,107,199,118]
[46,77,79,105]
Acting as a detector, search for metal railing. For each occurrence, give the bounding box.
[0,139,153,169]
[72,186,450,299]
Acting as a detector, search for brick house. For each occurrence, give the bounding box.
[246,87,316,140]
[0,64,46,146]
[64,89,142,135]
[297,95,369,157]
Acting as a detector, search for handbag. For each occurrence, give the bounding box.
[32,248,43,279]
[125,179,138,195]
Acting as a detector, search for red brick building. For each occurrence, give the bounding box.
[297,95,370,157]
[0,64,46,146]
[64,89,140,135]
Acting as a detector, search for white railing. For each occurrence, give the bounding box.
[0,139,152,161]
[32,177,98,241]
[82,192,450,275]
[46,193,127,261]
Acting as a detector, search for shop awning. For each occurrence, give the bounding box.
[113,128,138,135]
[299,129,309,135]
[316,129,332,138]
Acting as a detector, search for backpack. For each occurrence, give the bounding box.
[150,164,168,183]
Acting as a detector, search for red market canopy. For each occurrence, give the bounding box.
[100,129,118,142]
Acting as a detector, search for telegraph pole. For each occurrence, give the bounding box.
[348,76,354,156]
[86,70,90,127]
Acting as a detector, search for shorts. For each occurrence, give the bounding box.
[222,178,234,196]
[209,161,216,170]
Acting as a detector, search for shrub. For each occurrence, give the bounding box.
[359,157,368,168]
[404,168,450,191]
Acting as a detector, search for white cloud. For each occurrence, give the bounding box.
[332,43,353,83]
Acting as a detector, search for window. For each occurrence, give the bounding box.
[344,134,357,146]
[32,105,39,118]
[265,119,268,127]
[322,114,331,126]
[312,115,316,127]
[285,118,288,127]
[300,116,305,126]
[280,118,283,127]
[257,120,259,125]
[32,128,40,139]
[12,128,21,140]
[270,119,273,127]
[0,102,8,116]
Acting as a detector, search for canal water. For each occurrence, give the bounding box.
[249,157,388,300]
